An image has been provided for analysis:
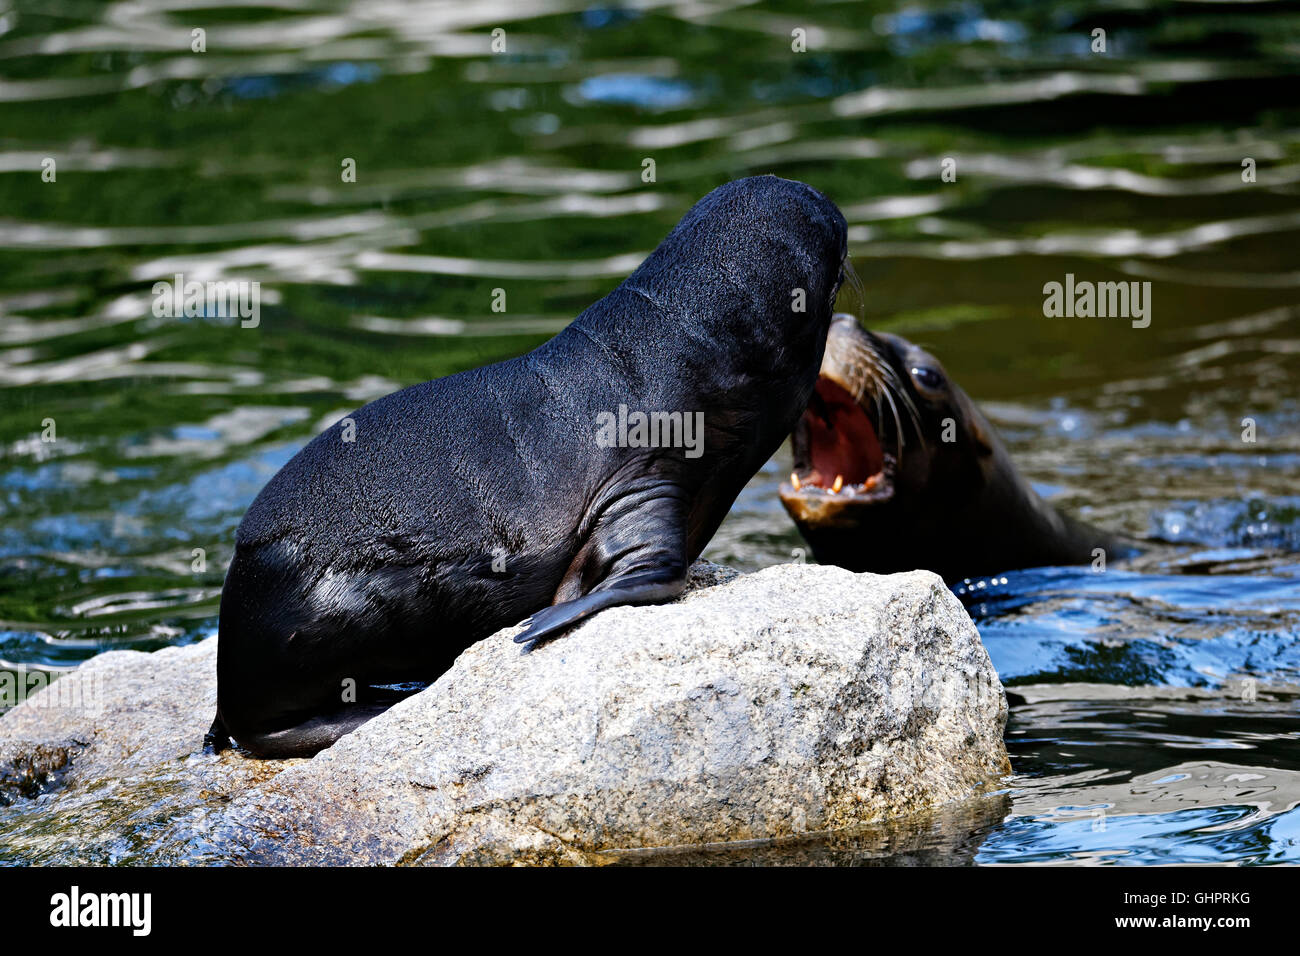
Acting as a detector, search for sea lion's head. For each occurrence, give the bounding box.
[585,175,848,490]
[779,313,1000,535]
[617,174,849,360]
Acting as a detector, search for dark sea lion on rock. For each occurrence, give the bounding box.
[209,175,847,758]
[779,314,1130,582]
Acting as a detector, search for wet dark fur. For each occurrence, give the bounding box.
[210,175,847,757]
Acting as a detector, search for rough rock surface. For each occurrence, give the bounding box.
[0,561,1009,865]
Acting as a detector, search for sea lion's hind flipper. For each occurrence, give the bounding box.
[513,568,684,650]
[203,713,231,754]
[230,704,390,759]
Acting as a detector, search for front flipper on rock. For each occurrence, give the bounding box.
[514,487,688,650]
[513,569,685,649]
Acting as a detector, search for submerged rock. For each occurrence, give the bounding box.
[0,561,1009,865]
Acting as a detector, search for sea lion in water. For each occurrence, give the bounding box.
[779,314,1127,581]
[209,175,847,758]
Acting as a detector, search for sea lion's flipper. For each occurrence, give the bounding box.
[203,713,231,754]
[229,703,390,759]
[515,496,688,649]
[513,568,685,649]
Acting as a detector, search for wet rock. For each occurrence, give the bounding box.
[0,639,294,864]
[0,561,1009,865]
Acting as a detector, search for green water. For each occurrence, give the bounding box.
[1,0,1299,864]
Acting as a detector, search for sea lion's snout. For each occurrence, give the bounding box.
[779,314,902,527]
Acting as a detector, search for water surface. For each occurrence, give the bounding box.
[1,0,1298,864]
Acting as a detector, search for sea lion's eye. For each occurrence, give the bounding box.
[910,366,945,392]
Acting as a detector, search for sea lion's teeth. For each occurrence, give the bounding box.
[790,472,801,490]
[831,475,843,493]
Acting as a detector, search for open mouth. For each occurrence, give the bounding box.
[780,376,896,516]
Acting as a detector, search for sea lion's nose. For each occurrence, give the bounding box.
[830,312,859,331]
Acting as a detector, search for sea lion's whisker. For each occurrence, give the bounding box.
[868,354,922,446]
[823,316,930,466]
[892,373,924,442]
[879,383,906,461]
[843,257,866,318]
